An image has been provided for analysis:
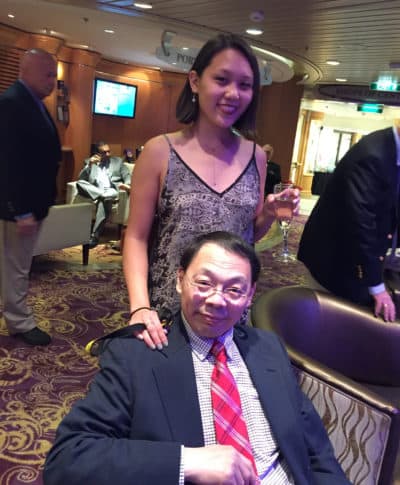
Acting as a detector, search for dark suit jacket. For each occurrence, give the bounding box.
[264,159,282,196]
[44,316,349,485]
[298,127,398,305]
[0,80,61,221]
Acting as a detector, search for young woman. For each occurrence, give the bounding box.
[123,33,299,349]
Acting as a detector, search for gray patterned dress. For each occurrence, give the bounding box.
[148,137,260,315]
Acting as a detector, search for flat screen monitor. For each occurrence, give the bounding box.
[93,78,138,118]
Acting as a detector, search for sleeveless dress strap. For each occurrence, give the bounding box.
[251,141,257,158]
[163,134,173,149]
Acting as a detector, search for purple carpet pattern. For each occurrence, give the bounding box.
[0,218,307,484]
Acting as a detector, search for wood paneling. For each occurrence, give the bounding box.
[256,77,304,181]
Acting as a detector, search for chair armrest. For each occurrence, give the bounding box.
[290,348,400,485]
[113,189,129,225]
[66,181,78,204]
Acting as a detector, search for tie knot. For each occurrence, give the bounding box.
[210,340,227,363]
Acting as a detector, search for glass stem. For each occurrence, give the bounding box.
[282,228,289,255]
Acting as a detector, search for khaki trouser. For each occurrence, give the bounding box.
[0,219,41,334]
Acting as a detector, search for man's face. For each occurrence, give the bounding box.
[97,144,111,162]
[176,243,255,338]
[24,55,57,100]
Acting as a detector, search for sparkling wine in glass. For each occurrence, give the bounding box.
[273,182,296,262]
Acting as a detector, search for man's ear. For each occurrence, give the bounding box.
[176,268,184,294]
[188,70,199,94]
[246,283,256,308]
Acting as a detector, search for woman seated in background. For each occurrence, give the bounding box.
[122,147,135,164]
[123,33,299,349]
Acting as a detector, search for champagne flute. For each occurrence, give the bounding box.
[273,182,296,262]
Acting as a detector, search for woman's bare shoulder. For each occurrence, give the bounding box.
[164,129,191,147]
[142,134,170,153]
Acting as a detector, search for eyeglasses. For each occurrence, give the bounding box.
[186,277,248,303]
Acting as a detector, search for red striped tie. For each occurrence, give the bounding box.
[210,340,257,475]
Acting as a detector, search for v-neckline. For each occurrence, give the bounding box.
[170,146,255,196]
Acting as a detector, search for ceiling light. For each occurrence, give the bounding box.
[104,29,114,34]
[326,60,340,66]
[246,28,263,36]
[336,78,347,82]
[8,13,15,18]
[133,2,153,9]
[182,47,189,51]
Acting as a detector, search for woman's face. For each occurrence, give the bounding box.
[189,48,254,130]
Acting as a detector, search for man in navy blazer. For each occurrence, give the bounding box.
[298,127,398,321]
[0,48,61,346]
[44,231,349,485]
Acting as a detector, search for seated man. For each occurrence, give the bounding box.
[76,141,131,248]
[44,231,350,485]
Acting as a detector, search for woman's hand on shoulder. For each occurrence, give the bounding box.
[129,307,169,350]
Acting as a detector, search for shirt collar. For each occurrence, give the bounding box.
[392,126,400,166]
[180,311,235,362]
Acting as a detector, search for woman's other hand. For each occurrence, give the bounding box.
[263,187,300,218]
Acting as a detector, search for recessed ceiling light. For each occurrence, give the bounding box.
[246,28,263,36]
[133,2,153,9]
[182,47,189,50]
[336,78,347,82]
[326,60,340,66]
[8,13,15,18]
[104,29,114,34]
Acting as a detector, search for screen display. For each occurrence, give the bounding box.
[93,78,138,118]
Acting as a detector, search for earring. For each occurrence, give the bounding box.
[192,93,197,103]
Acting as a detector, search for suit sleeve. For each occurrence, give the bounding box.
[43,339,181,485]
[0,96,33,215]
[78,160,91,181]
[121,161,132,185]
[342,153,389,285]
[114,158,131,186]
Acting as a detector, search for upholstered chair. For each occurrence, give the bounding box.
[251,286,400,484]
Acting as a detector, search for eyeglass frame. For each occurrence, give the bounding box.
[184,275,250,303]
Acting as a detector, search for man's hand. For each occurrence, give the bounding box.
[16,215,38,235]
[373,289,396,322]
[89,154,101,165]
[184,445,259,485]
[119,183,130,192]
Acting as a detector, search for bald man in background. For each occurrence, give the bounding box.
[0,48,61,346]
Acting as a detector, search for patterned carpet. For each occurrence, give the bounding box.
[0,219,308,484]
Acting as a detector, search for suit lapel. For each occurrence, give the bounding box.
[234,327,309,474]
[152,319,204,447]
